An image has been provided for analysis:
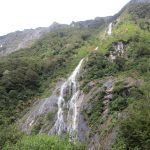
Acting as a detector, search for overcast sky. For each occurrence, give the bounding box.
[0,0,130,36]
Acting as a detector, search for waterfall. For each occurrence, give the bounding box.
[49,59,84,139]
[53,83,66,134]
[107,23,112,35]
[94,46,98,51]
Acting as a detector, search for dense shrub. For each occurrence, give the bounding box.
[84,52,117,81]
[128,4,150,20]
[110,97,127,112]
[114,57,126,71]
[128,42,150,58]
[3,134,85,150]
[0,125,23,150]
[0,28,93,126]
[112,100,150,150]
[82,91,105,135]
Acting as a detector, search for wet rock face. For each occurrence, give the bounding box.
[104,94,113,100]
[20,95,58,134]
[78,114,89,141]
[0,28,49,56]
[0,23,68,56]
[88,134,101,150]
[107,23,113,36]
[81,79,115,150]
[49,59,85,140]
[87,81,96,89]
[102,79,115,117]
[115,42,124,54]
[130,0,150,4]
[109,41,125,61]
[103,79,114,91]
[20,59,87,141]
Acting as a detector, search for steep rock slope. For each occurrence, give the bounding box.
[0,27,48,56]
[0,23,68,56]
[18,1,150,149]
[0,17,110,56]
[129,0,150,3]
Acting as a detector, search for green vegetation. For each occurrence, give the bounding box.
[3,134,85,150]
[112,100,150,150]
[82,91,105,136]
[110,96,127,112]
[128,4,150,31]
[0,1,150,150]
[0,28,94,121]
[80,3,150,148]
[81,51,117,88]
[31,112,56,135]
[110,80,144,113]
[0,27,96,149]
[0,125,23,150]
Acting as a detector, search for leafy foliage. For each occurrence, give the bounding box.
[110,96,127,112]
[3,134,85,150]
[82,52,117,82]
[112,100,150,150]
[82,91,105,135]
[0,28,94,149]
[128,4,150,19]
[1,2,150,150]
[0,125,23,150]
[0,28,93,120]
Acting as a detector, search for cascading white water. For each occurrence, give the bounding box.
[50,59,84,138]
[67,90,80,140]
[108,23,112,35]
[54,83,67,134]
[94,46,98,51]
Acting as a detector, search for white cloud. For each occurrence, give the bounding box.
[0,0,130,36]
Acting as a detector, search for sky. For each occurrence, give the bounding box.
[0,0,131,36]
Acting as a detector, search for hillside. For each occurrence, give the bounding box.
[129,0,150,3]
[0,17,111,56]
[0,23,69,56]
[0,0,150,150]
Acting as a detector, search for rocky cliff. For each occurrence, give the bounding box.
[0,23,68,56]
[129,0,150,3]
